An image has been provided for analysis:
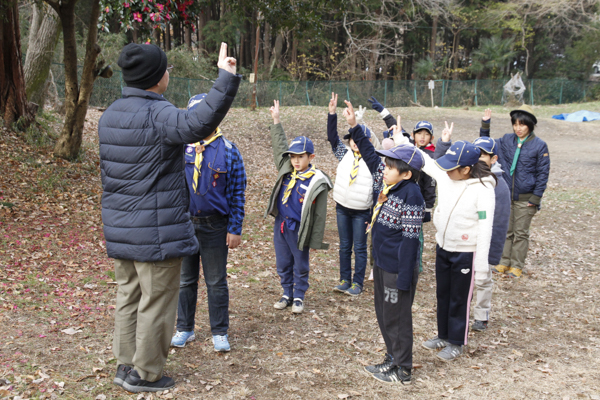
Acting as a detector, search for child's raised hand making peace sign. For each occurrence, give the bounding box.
[329,92,338,115]
[270,100,280,124]
[441,121,454,142]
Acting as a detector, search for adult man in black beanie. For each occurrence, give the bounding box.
[98,42,240,393]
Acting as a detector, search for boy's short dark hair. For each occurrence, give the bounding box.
[510,111,536,133]
[385,157,420,183]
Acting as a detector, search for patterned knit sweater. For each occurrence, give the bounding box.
[348,125,425,291]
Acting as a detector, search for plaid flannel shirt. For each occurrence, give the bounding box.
[224,141,247,235]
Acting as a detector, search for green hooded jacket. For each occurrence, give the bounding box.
[265,123,332,250]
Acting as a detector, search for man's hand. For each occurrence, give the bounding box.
[367,96,384,113]
[482,108,492,122]
[441,121,454,142]
[217,42,237,75]
[329,92,338,115]
[342,100,357,128]
[270,100,280,124]
[226,233,242,249]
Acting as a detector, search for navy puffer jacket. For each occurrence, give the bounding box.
[98,69,241,262]
[480,124,550,206]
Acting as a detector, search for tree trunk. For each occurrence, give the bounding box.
[271,32,284,72]
[291,34,298,66]
[49,0,102,160]
[263,22,271,71]
[451,30,461,80]
[165,22,171,51]
[153,27,160,45]
[24,2,62,112]
[184,25,191,50]
[0,0,35,127]
[430,15,438,60]
[197,13,206,53]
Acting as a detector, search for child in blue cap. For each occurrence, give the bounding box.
[266,100,332,314]
[171,93,247,352]
[343,100,425,385]
[419,122,497,361]
[434,130,511,333]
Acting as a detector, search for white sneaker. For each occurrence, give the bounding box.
[291,298,304,314]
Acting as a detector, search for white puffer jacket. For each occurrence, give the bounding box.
[420,150,496,277]
[333,149,373,210]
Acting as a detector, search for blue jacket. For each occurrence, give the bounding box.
[435,138,511,265]
[480,120,550,206]
[98,69,241,262]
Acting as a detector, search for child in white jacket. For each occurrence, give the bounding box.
[419,122,496,361]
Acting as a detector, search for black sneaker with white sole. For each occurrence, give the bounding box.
[472,320,488,331]
[364,353,394,374]
[113,364,132,387]
[122,369,175,393]
[372,366,411,384]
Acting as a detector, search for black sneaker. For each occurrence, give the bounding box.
[113,364,132,387]
[472,320,488,332]
[122,369,175,393]
[364,353,393,374]
[372,366,411,384]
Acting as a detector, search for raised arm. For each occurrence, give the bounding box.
[434,121,453,159]
[327,92,347,161]
[162,43,241,145]
[480,108,492,138]
[269,100,291,171]
[343,100,384,175]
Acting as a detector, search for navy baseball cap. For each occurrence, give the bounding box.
[413,121,434,136]
[187,93,207,110]
[375,144,424,170]
[435,141,481,171]
[284,136,314,155]
[343,124,372,140]
[473,137,497,155]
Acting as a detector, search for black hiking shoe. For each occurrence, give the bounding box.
[372,366,411,384]
[472,320,488,332]
[122,369,175,393]
[364,353,394,374]
[113,364,132,387]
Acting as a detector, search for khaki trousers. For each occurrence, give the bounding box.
[500,201,537,270]
[112,258,182,382]
[473,265,493,322]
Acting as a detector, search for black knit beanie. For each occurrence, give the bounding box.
[118,43,167,89]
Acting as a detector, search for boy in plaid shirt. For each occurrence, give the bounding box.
[171,94,247,352]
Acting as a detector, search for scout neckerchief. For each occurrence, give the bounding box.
[281,165,316,204]
[349,151,361,186]
[509,134,529,176]
[366,182,398,233]
[192,128,222,193]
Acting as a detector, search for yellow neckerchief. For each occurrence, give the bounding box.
[281,165,316,204]
[366,182,398,233]
[192,128,222,193]
[349,151,361,186]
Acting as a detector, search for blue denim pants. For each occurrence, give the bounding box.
[336,204,370,287]
[176,214,229,335]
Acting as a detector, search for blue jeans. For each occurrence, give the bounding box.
[336,204,370,287]
[176,215,229,335]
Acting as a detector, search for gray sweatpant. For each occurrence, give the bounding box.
[473,265,493,322]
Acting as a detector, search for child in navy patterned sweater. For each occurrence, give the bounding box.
[343,101,425,385]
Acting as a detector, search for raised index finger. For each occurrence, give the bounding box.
[445,121,449,130]
[344,100,354,112]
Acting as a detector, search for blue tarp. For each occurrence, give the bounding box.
[551,110,600,122]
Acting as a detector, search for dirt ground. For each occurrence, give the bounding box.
[1,103,600,400]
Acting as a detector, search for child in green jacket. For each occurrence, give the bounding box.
[266,100,332,313]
